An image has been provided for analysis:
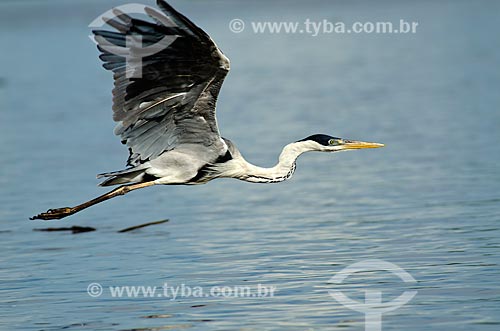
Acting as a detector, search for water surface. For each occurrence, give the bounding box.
[1,0,499,330]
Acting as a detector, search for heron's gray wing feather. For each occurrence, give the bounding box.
[93,0,230,166]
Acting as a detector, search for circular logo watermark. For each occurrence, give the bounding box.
[88,3,178,79]
[229,18,245,33]
[87,282,103,297]
[328,259,417,331]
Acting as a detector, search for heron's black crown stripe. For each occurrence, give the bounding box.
[298,134,337,146]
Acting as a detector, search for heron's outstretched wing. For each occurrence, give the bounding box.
[93,0,230,166]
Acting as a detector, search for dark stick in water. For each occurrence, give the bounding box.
[118,219,169,233]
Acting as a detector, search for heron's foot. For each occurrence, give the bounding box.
[30,207,75,220]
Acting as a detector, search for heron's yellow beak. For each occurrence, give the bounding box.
[341,140,385,150]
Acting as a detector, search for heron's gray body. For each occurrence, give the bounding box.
[98,137,305,186]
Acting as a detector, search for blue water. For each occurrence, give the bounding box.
[1,0,499,330]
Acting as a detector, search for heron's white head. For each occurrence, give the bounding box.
[297,134,384,152]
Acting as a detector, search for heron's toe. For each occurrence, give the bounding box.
[30,207,73,220]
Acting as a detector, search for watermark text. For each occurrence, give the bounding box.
[230,18,419,36]
[87,282,276,301]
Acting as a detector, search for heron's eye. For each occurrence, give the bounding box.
[328,139,337,145]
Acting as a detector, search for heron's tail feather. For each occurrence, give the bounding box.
[97,168,155,187]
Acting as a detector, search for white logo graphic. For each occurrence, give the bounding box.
[229,18,245,33]
[329,259,417,331]
[89,3,178,79]
[87,282,103,297]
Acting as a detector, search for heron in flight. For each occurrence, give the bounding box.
[31,0,383,221]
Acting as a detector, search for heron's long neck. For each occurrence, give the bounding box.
[239,142,311,183]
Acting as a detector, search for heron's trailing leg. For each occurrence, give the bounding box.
[30,182,155,220]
